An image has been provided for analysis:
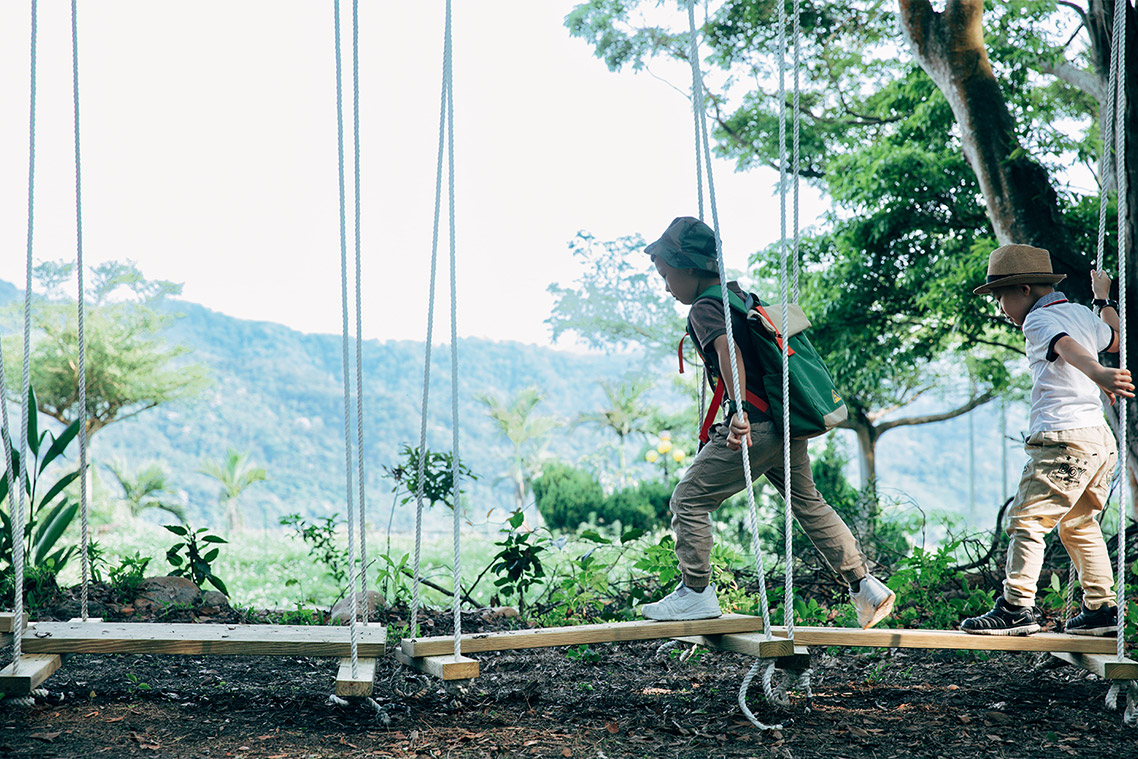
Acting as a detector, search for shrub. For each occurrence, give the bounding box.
[599,487,655,530]
[533,463,605,531]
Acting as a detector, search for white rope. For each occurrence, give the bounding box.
[737,661,783,731]
[442,0,464,663]
[12,0,39,665]
[791,0,801,304]
[350,0,368,627]
[1107,0,1128,666]
[332,0,359,679]
[411,0,453,644]
[685,0,774,643]
[1106,681,1138,726]
[70,0,90,623]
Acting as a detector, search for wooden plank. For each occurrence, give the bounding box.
[22,622,386,657]
[1051,651,1138,680]
[673,634,794,659]
[68,617,103,623]
[335,658,377,697]
[402,614,764,657]
[0,654,62,696]
[394,649,479,680]
[0,612,28,634]
[762,626,1116,653]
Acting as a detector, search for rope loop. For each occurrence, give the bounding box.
[737,660,784,731]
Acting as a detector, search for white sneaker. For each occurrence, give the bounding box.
[641,583,722,621]
[850,574,895,629]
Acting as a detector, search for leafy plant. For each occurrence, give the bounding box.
[532,462,605,531]
[382,444,477,558]
[886,541,994,629]
[565,644,602,663]
[109,552,151,599]
[0,386,82,577]
[374,551,413,605]
[490,511,548,613]
[0,560,63,613]
[164,524,229,595]
[280,512,349,587]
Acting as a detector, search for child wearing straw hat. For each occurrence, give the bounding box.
[639,216,895,627]
[963,244,1133,635]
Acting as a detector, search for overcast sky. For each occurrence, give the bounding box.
[0,1,826,347]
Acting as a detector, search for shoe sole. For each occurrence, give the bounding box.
[961,624,1040,636]
[862,592,896,630]
[1065,626,1118,636]
[641,609,723,622]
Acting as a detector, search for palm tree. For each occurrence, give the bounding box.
[576,375,655,487]
[477,386,560,516]
[104,459,186,522]
[198,449,267,532]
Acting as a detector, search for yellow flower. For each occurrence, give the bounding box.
[645,450,659,463]
[657,440,673,454]
[672,450,686,464]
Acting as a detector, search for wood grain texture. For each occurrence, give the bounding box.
[761,627,1117,653]
[0,613,28,634]
[21,622,386,656]
[672,634,794,659]
[402,614,764,657]
[394,650,479,680]
[0,654,61,696]
[1051,651,1138,680]
[335,658,377,696]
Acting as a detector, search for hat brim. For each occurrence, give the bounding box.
[972,272,1066,295]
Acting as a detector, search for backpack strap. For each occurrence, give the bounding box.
[699,377,771,446]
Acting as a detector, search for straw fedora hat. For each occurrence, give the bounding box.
[972,244,1066,295]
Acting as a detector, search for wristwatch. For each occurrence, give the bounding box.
[1092,298,1118,311]
[722,397,739,417]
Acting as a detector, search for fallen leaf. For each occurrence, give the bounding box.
[957,714,972,724]
[30,732,61,743]
[105,716,125,723]
[850,727,870,738]
[338,737,358,749]
[605,721,619,734]
[562,749,572,757]
[84,710,99,718]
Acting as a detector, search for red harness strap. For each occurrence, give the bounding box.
[699,377,770,446]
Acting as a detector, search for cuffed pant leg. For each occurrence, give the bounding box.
[763,437,867,586]
[1057,429,1117,609]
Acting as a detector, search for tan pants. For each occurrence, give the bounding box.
[1004,425,1118,609]
[670,420,867,590]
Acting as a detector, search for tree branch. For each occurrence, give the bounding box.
[1034,58,1105,101]
[876,388,997,433]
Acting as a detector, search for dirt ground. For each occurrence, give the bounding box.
[2,603,1135,759]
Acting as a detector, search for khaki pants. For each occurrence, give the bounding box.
[1004,425,1118,609]
[670,420,867,590]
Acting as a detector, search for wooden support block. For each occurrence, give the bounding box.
[335,658,377,697]
[403,614,764,657]
[0,654,62,696]
[765,626,1117,654]
[0,612,28,634]
[22,622,386,657]
[777,646,812,672]
[1051,651,1138,680]
[673,633,795,659]
[394,649,479,680]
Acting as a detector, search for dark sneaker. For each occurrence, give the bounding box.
[1064,604,1118,636]
[960,596,1041,636]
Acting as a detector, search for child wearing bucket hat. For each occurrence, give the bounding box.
[639,216,895,627]
[963,244,1133,636]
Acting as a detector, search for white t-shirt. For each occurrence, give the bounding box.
[1020,294,1114,434]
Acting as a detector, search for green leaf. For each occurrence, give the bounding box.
[203,548,219,562]
[164,524,188,536]
[507,511,525,529]
[26,386,39,457]
[201,535,228,544]
[578,530,611,545]
[621,528,646,544]
[36,470,80,512]
[207,574,228,596]
[32,501,78,566]
[38,419,81,475]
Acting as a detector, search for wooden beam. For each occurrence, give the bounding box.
[0,654,61,696]
[394,649,479,680]
[21,622,386,657]
[402,614,764,657]
[673,634,794,659]
[1051,651,1138,680]
[335,658,377,697]
[758,626,1116,653]
[0,612,28,634]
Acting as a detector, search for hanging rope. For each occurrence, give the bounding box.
[332,0,360,679]
[69,0,91,623]
[349,0,369,627]
[1107,0,1128,666]
[11,0,40,666]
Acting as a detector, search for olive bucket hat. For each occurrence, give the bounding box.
[972,244,1067,295]
[644,216,720,273]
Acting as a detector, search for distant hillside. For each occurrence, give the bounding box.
[1,280,1028,534]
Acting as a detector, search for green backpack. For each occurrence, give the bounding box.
[685,285,848,440]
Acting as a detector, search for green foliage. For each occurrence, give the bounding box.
[384,444,476,511]
[374,552,413,605]
[565,644,603,663]
[599,486,656,530]
[104,459,186,522]
[886,541,994,630]
[2,260,209,437]
[544,526,647,624]
[533,461,606,531]
[199,448,267,532]
[633,534,681,591]
[108,551,152,599]
[280,512,348,587]
[164,523,229,596]
[0,386,82,578]
[477,387,560,511]
[491,511,548,613]
[0,560,62,613]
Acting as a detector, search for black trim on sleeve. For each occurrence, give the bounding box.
[1046,332,1070,362]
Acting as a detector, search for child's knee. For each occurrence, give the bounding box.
[1006,514,1058,541]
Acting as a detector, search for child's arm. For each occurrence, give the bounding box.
[1052,336,1135,403]
[1091,269,1121,352]
[712,334,752,450]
